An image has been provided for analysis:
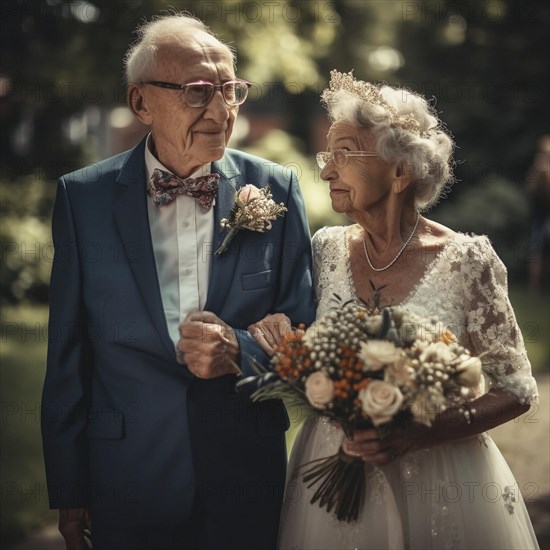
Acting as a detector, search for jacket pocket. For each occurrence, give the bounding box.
[87,411,125,439]
[241,269,273,291]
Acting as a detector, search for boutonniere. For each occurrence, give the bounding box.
[214,184,288,255]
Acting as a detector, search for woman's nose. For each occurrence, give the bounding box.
[320,162,336,181]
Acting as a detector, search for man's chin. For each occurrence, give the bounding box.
[206,145,226,162]
[196,138,227,158]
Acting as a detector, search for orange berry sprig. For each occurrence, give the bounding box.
[331,343,366,405]
[272,327,314,381]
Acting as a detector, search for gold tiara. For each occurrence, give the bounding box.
[322,70,429,136]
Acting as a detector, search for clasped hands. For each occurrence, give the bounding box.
[248,312,296,355]
[177,311,240,378]
[341,423,432,465]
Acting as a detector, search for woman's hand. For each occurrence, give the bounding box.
[343,389,530,465]
[342,422,433,465]
[342,428,389,463]
[248,313,293,355]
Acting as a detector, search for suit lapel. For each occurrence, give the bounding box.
[205,152,241,312]
[113,144,242,347]
[113,138,176,359]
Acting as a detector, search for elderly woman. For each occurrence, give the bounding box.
[249,71,540,549]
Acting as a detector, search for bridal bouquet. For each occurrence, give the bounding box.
[238,292,481,522]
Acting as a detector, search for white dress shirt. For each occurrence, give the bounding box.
[145,134,214,349]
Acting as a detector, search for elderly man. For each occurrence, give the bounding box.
[41,13,314,550]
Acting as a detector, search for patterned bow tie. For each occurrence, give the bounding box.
[149,168,220,209]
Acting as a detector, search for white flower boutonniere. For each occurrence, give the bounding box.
[214,184,288,255]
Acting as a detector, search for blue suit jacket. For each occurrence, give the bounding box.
[41,137,315,547]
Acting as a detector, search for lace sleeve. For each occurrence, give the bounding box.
[461,237,538,404]
[311,226,354,319]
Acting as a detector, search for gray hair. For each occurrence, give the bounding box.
[124,13,235,84]
[324,85,456,211]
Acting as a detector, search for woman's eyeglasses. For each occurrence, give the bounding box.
[143,79,251,107]
[316,149,378,169]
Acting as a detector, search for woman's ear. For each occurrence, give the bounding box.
[392,163,413,194]
[127,85,153,125]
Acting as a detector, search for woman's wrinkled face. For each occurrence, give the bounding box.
[320,121,397,217]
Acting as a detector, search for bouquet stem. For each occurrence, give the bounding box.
[302,447,366,523]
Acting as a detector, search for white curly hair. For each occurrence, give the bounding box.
[323,79,456,211]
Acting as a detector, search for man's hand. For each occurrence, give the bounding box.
[177,311,240,378]
[58,508,91,550]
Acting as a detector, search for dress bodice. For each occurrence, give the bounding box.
[312,225,538,404]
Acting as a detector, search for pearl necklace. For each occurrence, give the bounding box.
[362,212,421,272]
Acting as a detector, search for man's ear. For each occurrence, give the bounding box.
[128,85,153,125]
[392,162,414,194]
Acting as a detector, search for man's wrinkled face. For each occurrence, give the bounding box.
[132,32,238,176]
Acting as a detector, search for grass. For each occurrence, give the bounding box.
[1,287,548,546]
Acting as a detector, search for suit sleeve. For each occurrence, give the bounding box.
[41,177,92,509]
[235,171,316,377]
[272,171,315,326]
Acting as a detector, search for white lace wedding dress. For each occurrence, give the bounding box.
[278,226,540,550]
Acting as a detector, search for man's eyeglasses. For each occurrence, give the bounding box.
[143,79,251,107]
[316,149,378,169]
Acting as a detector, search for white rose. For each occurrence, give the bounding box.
[359,340,403,371]
[456,356,482,388]
[305,371,335,409]
[237,184,261,206]
[359,380,404,426]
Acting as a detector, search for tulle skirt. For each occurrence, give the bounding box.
[278,417,539,550]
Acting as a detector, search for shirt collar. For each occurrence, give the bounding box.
[144,133,212,190]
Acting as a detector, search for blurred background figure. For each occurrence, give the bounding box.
[526,135,550,293]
